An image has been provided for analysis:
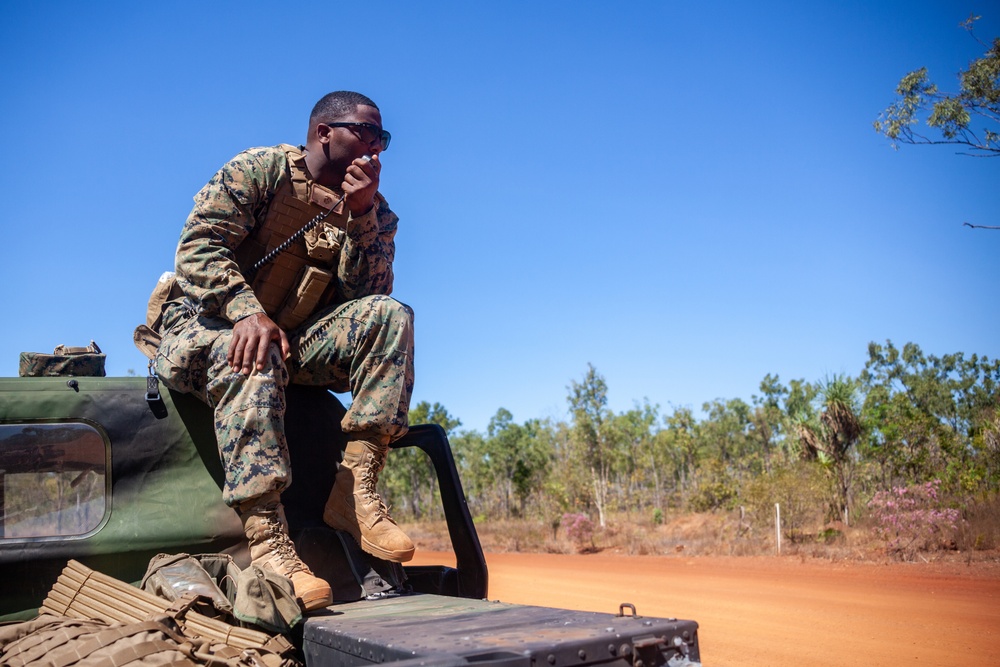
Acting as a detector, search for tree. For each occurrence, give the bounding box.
[690,398,755,511]
[660,406,701,507]
[410,401,462,435]
[861,383,946,489]
[483,409,552,517]
[382,401,461,520]
[450,429,487,514]
[874,16,999,160]
[606,401,659,513]
[860,340,1000,494]
[456,409,554,519]
[567,364,614,527]
[750,373,790,473]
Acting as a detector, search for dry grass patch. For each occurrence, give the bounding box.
[403,509,1000,564]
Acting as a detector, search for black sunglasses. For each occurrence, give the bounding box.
[324,122,391,150]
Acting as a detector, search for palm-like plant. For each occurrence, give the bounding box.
[816,374,864,523]
[818,375,863,461]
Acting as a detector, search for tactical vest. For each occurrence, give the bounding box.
[135,146,370,361]
[234,144,369,331]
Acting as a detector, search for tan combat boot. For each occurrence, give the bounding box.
[239,493,333,611]
[323,436,415,563]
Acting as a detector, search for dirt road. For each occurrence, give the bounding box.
[411,551,1000,666]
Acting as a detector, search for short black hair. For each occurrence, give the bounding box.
[309,91,379,127]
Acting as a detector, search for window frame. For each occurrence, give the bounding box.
[0,418,113,543]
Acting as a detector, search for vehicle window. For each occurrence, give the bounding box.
[0,422,108,539]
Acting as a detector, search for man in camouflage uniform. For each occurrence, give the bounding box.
[153,91,414,612]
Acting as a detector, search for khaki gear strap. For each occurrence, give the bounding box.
[104,638,200,667]
[161,592,218,622]
[53,341,102,356]
[286,144,309,201]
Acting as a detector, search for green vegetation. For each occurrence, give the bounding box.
[874,15,999,158]
[385,340,1000,560]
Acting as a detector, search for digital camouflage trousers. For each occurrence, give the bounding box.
[154,294,414,506]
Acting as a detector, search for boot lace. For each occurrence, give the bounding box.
[260,513,309,575]
[359,454,392,520]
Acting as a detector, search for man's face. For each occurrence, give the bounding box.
[318,104,385,172]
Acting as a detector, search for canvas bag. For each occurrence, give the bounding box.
[141,553,302,635]
[19,341,106,377]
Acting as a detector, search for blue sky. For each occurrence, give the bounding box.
[1,1,997,434]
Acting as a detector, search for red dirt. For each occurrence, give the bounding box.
[410,550,1000,666]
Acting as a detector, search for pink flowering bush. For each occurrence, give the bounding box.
[868,480,963,560]
[562,513,595,552]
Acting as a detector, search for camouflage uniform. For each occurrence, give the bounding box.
[155,146,414,507]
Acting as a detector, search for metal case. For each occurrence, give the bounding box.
[303,594,700,667]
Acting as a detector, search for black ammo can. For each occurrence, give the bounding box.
[302,594,701,667]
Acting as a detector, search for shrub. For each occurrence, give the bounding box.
[562,512,595,552]
[742,462,827,542]
[955,491,1000,553]
[867,479,962,560]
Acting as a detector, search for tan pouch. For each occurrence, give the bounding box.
[275,266,333,330]
[303,221,343,263]
[134,272,183,359]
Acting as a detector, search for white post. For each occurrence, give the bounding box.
[775,503,781,555]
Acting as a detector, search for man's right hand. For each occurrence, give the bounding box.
[229,312,290,374]
[343,154,380,217]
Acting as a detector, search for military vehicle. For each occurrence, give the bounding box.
[0,373,702,667]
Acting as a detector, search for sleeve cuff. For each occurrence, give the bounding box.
[223,285,265,323]
[345,205,379,246]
